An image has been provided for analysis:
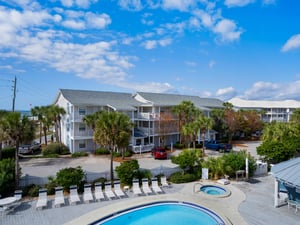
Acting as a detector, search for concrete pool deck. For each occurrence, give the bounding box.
[2,175,299,225]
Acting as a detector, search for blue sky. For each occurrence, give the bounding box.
[1,0,300,110]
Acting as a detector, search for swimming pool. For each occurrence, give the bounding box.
[90,201,226,225]
[200,185,226,195]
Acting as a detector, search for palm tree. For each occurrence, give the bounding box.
[0,110,9,160]
[83,111,103,154]
[49,105,66,143]
[94,111,133,185]
[172,101,199,144]
[2,112,35,187]
[31,106,44,144]
[197,114,214,156]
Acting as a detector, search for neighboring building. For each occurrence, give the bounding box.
[53,89,224,153]
[229,97,300,123]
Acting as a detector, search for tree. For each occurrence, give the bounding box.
[49,105,66,143]
[94,111,133,185]
[171,149,202,174]
[55,166,84,191]
[83,111,103,154]
[172,101,199,144]
[197,113,214,156]
[115,160,139,186]
[31,106,44,144]
[257,122,300,163]
[156,110,178,147]
[2,112,35,187]
[0,110,9,160]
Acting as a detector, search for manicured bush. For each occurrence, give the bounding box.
[115,160,139,186]
[95,148,109,155]
[71,151,88,158]
[169,172,198,183]
[25,184,40,197]
[173,142,184,149]
[55,166,84,191]
[46,176,57,195]
[43,143,70,156]
[0,158,15,197]
[1,147,16,159]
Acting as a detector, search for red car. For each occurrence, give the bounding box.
[152,147,167,159]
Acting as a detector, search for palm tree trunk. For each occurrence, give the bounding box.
[110,146,114,185]
[15,139,20,188]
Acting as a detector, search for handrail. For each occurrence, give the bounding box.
[193,182,203,193]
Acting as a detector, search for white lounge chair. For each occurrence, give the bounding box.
[132,179,142,196]
[151,178,163,193]
[36,188,47,210]
[161,176,170,188]
[83,183,94,203]
[142,178,153,195]
[94,182,105,201]
[113,181,126,198]
[104,182,116,199]
[54,186,65,207]
[69,185,81,205]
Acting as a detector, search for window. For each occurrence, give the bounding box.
[79,108,86,115]
[79,123,86,132]
[79,140,86,149]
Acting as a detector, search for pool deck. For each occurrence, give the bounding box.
[1,175,299,225]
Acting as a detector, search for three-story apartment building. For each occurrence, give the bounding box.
[54,89,224,153]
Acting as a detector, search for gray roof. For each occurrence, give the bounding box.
[271,157,300,188]
[58,89,140,111]
[136,92,224,110]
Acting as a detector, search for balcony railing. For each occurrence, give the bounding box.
[136,113,160,120]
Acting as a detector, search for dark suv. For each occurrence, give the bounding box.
[152,147,167,159]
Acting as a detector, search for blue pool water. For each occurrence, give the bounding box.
[91,201,225,225]
[200,185,226,195]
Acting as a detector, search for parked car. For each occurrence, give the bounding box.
[204,140,232,152]
[18,141,41,154]
[151,147,168,159]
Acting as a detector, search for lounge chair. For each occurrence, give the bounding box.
[83,183,94,203]
[36,188,48,210]
[151,178,163,194]
[69,185,81,205]
[132,179,142,196]
[54,186,65,207]
[113,181,126,198]
[94,182,105,201]
[104,182,116,199]
[142,178,153,195]
[160,176,170,188]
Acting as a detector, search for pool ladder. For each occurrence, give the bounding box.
[193,182,203,193]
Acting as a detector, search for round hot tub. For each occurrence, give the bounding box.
[199,184,231,198]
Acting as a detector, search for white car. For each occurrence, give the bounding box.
[19,141,41,154]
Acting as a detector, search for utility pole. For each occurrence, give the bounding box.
[12,76,17,112]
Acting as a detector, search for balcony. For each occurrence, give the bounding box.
[136,112,160,120]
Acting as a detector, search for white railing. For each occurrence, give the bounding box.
[137,113,160,120]
[132,144,154,153]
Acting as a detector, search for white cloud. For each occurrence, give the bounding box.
[62,19,85,29]
[262,0,276,5]
[241,81,300,100]
[208,60,215,68]
[216,87,236,100]
[224,0,255,7]
[185,61,197,67]
[193,9,214,28]
[281,34,300,52]
[60,0,98,8]
[213,19,242,42]
[118,81,174,93]
[162,0,195,11]
[144,40,157,49]
[159,38,172,46]
[118,0,143,11]
[85,13,111,29]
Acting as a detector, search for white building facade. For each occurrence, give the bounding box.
[54,89,224,153]
[229,97,300,123]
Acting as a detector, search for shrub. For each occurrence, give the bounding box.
[43,143,70,156]
[169,172,198,183]
[0,158,15,197]
[115,160,139,186]
[72,151,88,158]
[1,147,16,159]
[95,148,110,155]
[25,184,40,197]
[46,176,57,195]
[55,166,84,191]
[173,142,184,149]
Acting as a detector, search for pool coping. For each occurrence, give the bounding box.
[64,181,247,225]
[194,181,232,198]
